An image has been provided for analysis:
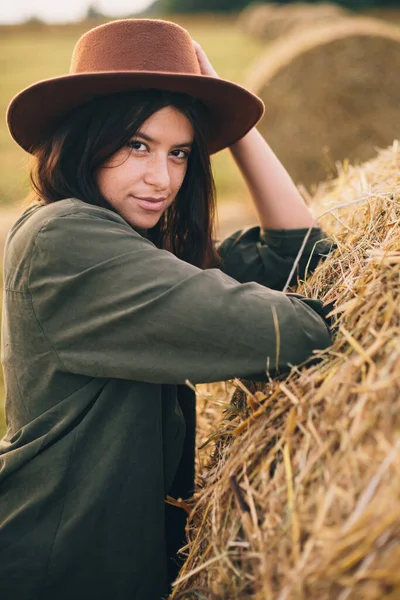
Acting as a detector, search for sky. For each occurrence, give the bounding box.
[0,0,156,24]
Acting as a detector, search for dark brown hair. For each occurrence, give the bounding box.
[30,89,220,269]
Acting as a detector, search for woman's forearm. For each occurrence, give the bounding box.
[230,127,314,230]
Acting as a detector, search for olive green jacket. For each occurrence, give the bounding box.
[0,199,332,600]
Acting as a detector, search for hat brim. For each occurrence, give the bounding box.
[7,72,264,155]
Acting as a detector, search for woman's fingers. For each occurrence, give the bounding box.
[192,40,219,78]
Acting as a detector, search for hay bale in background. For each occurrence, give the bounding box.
[245,18,400,190]
[237,2,279,38]
[240,2,349,42]
[170,143,400,599]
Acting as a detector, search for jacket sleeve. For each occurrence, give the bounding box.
[218,226,333,290]
[28,212,331,385]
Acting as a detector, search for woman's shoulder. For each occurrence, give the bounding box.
[7,198,131,253]
[15,198,125,232]
[3,199,137,292]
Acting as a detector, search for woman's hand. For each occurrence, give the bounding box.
[193,41,219,78]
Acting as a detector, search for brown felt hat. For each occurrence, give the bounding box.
[6,18,264,155]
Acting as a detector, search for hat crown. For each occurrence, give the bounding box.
[70,19,201,76]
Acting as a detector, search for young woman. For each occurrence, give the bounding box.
[1,18,332,600]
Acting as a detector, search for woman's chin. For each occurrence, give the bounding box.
[118,210,161,231]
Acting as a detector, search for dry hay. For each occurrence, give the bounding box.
[237,3,279,39]
[240,2,349,42]
[245,17,400,190]
[169,142,400,600]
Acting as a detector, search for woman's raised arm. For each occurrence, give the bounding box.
[194,41,314,230]
[229,129,314,229]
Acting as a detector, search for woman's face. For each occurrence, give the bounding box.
[96,106,194,230]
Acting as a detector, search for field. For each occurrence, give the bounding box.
[0,14,266,435]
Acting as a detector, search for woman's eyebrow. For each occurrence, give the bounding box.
[135,132,193,147]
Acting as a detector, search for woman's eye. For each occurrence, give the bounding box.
[127,140,146,151]
[171,149,189,160]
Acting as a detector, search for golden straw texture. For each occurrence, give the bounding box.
[170,143,400,600]
[246,18,400,190]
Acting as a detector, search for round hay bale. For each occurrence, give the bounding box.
[171,142,400,600]
[256,2,350,42]
[245,18,400,189]
[237,2,279,38]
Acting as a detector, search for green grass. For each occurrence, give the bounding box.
[0,14,265,435]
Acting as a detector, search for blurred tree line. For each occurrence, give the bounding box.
[159,0,400,13]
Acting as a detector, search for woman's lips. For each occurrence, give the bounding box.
[134,196,167,212]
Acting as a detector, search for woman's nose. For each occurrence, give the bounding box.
[143,153,170,191]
